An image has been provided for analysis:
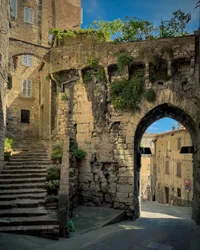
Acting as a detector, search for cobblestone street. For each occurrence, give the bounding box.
[1,201,200,250]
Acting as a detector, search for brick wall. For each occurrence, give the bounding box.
[0,0,10,169]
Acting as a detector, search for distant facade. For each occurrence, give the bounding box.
[140,133,156,199]
[151,129,193,206]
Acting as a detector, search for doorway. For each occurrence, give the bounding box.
[165,187,169,204]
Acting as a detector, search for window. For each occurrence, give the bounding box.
[147,164,150,170]
[11,0,17,19]
[22,55,33,66]
[177,188,181,198]
[165,161,169,174]
[24,7,34,24]
[177,137,182,150]
[22,80,32,97]
[21,110,30,124]
[177,162,181,177]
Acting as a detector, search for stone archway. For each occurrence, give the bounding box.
[133,103,199,222]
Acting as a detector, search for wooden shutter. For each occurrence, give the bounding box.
[27,80,32,97]
[22,80,27,96]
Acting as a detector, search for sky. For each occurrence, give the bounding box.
[81,0,198,134]
[82,0,199,32]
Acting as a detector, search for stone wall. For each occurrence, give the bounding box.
[0,0,10,169]
[40,33,200,222]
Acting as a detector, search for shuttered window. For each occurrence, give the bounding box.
[24,7,34,24]
[22,55,33,66]
[22,80,32,97]
[11,0,17,18]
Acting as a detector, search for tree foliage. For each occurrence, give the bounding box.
[158,9,191,38]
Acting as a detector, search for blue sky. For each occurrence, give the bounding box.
[81,0,197,134]
[82,0,198,32]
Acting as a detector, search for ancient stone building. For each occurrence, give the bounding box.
[151,129,193,206]
[40,32,200,224]
[7,0,81,139]
[5,1,200,226]
[0,0,10,169]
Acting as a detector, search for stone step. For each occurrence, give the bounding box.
[10,158,50,161]
[0,183,45,190]
[0,173,46,179]
[0,199,45,209]
[0,207,48,217]
[0,188,46,195]
[1,169,47,174]
[12,152,49,156]
[0,216,58,226]
[0,225,59,239]
[0,193,46,201]
[11,156,50,160]
[4,165,48,170]
[6,161,50,165]
[0,177,46,184]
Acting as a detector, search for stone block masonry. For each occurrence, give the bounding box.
[40,33,200,224]
[0,0,10,169]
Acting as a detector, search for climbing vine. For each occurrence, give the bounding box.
[110,75,156,111]
[117,52,133,72]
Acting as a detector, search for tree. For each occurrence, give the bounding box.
[158,9,191,38]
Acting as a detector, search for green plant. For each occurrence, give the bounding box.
[88,57,99,68]
[61,93,68,101]
[51,143,63,162]
[4,137,14,152]
[83,71,93,83]
[46,165,60,181]
[146,88,156,103]
[96,68,106,82]
[72,149,87,160]
[45,180,60,195]
[70,137,78,153]
[45,194,58,202]
[117,53,133,72]
[46,73,51,81]
[110,75,144,111]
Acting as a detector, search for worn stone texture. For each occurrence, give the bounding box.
[0,0,9,169]
[39,33,200,223]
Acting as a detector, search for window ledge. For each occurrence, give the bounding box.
[19,96,35,101]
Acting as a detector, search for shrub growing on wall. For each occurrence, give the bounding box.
[51,143,63,163]
[117,52,133,72]
[146,88,156,102]
[110,74,145,111]
[4,137,14,152]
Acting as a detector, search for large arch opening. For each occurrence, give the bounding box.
[133,103,198,220]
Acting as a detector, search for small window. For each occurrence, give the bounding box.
[11,0,17,19]
[22,55,33,66]
[177,188,181,198]
[22,80,32,97]
[177,138,182,150]
[24,7,34,24]
[21,110,30,124]
[165,161,169,174]
[147,164,150,170]
[177,162,181,177]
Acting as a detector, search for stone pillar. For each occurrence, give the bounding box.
[78,69,83,83]
[58,100,70,237]
[167,60,172,77]
[104,66,109,82]
[145,62,150,87]
[190,57,195,76]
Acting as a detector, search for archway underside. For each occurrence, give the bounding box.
[133,103,198,221]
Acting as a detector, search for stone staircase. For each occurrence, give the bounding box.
[0,140,59,239]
